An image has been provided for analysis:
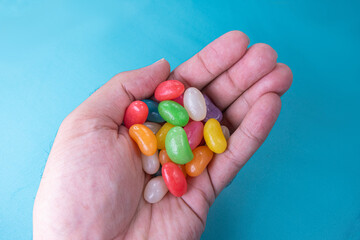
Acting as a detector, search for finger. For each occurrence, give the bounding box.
[73,59,170,125]
[181,169,216,225]
[208,93,282,195]
[203,43,278,110]
[224,63,293,131]
[169,31,249,89]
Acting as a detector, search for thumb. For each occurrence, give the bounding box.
[74,59,170,125]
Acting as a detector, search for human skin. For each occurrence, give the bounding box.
[33,31,293,240]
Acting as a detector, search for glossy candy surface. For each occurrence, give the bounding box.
[123,101,149,128]
[156,123,174,149]
[221,125,231,140]
[185,146,214,177]
[184,121,204,150]
[204,119,227,153]
[142,99,165,123]
[129,124,157,156]
[154,80,185,101]
[126,84,231,202]
[162,162,187,197]
[158,100,189,127]
[141,151,160,174]
[183,87,207,121]
[143,122,162,135]
[203,94,223,122]
[144,176,168,203]
[165,126,194,164]
[159,150,187,176]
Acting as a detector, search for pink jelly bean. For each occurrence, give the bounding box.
[183,121,204,150]
[171,94,184,106]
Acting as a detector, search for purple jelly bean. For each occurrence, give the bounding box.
[203,94,223,122]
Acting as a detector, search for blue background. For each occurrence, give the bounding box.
[1,0,359,239]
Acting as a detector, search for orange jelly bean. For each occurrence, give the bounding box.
[159,149,172,165]
[129,124,157,156]
[159,149,187,177]
[185,146,214,177]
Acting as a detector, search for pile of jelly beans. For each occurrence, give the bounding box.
[124,80,230,204]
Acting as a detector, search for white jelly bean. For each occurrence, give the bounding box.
[221,125,230,140]
[143,122,162,134]
[144,176,168,203]
[183,87,207,121]
[141,151,160,174]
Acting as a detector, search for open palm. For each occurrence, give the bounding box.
[33,31,292,240]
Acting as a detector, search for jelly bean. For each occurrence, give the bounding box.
[158,100,189,127]
[143,122,162,135]
[156,123,174,149]
[203,94,223,122]
[171,94,184,106]
[144,176,168,203]
[184,121,204,150]
[154,80,185,101]
[142,99,165,123]
[159,150,187,177]
[141,151,160,174]
[123,101,149,128]
[162,162,187,197]
[183,87,207,121]
[204,119,227,153]
[165,126,194,164]
[159,149,172,165]
[185,146,213,177]
[221,125,230,140]
[129,124,157,156]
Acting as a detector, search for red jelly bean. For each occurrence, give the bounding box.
[184,121,204,150]
[162,162,187,197]
[155,80,185,101]
[123,101,148,128]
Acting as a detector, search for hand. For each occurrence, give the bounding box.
[33,31,292,240]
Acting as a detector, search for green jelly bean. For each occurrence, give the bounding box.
[158,100,189,127]
[165,126,194,164]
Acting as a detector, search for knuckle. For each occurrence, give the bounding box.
[240,124,265,145]
[225,146,247,172]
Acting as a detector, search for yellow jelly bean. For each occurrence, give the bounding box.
[129,124,157,156]
[204,118,227,153]
[156,122,174,149]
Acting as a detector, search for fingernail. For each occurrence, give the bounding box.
[154,58,165,64]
